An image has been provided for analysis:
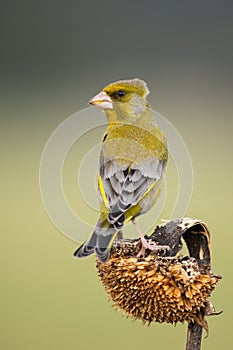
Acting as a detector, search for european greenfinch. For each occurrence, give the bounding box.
[74,78,168,262]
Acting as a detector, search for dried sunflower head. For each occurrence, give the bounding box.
[96,219,221,328]
[97,255,219,325]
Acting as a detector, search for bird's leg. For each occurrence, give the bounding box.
[132,218,170,258]
[114,229,123,244]
[132,219,149,257]
[117,230,123,240]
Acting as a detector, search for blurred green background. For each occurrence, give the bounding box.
[1,1,232,349]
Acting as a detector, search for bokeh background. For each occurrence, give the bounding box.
[1,1,232,349]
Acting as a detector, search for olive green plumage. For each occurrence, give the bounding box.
[74,78,168,262]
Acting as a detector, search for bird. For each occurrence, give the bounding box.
[74,78,168,263]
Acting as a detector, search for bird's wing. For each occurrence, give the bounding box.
[99,158,165,229]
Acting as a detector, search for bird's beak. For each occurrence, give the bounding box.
[89,91,113,110]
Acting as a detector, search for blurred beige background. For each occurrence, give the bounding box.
[1,1,232,349]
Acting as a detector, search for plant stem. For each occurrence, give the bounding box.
[186,322,203,350]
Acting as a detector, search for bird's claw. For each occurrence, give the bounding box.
[136,238,170,258]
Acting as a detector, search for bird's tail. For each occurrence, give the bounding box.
[73,215,117,263]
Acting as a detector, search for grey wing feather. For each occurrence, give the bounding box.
[99,157,165,228]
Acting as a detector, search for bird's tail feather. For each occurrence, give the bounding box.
[73,216,117,263]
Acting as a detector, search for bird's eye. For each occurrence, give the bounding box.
[117,90,126,97]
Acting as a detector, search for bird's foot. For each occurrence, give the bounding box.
[136,236,170,258]
[132,218,170,258]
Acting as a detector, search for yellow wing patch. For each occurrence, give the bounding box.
[143,180,157,198]
[98,176,108,207]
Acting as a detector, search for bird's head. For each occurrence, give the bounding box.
[89,78,150,123]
